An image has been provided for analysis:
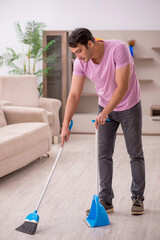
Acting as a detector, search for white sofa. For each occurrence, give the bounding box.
[0,75,61,143]
[0,104,52,178]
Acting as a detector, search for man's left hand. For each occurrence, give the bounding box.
[95,110,108,129]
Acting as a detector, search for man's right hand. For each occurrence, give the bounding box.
[60,124,71,147]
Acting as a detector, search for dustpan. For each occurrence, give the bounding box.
[85,120,110,227]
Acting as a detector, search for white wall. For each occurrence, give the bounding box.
[0,0,160,75]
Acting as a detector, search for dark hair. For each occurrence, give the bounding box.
[68,28,95,48]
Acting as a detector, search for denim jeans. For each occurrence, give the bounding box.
[98,101,145,203]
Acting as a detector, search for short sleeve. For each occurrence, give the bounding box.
[114,43,131,69]
[73,58,86,77]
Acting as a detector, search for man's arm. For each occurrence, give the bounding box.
[95,63,131,128]
[61,74,85,146]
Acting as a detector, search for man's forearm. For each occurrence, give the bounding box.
[103,86,128,116]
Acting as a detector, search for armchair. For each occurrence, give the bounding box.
[0,104,52,177]
[0,75,61,143]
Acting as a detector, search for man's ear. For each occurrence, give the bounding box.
[87,40,93,47]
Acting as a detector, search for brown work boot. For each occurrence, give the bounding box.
[86,200,114,216]
[131,198,144,215]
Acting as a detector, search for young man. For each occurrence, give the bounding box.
[61,28,145,215]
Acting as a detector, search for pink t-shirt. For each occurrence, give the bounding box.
[73,40,140,111]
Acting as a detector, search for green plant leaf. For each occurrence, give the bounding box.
[1,49,21,67]
[6,48,22,59]
[34,69,44,77]
[14,22,25,43]
[43,40,55,52]
[0,55,4,67]
[44,53,57,64]
[8,62,24,75]
[0,20,57,96]
[24,21,46,46]
[38,81,43,96]
[44,67,54,74]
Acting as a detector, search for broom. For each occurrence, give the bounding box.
[15,120,73,235]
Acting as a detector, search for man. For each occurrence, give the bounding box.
[61,28,145,215]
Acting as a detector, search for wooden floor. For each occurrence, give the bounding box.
[0,134,160,240]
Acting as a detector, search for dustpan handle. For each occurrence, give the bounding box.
[95,128,99,195]
[91,119,110,123]
[35,120,73,212]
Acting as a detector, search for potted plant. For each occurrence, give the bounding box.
[0,21,56,96]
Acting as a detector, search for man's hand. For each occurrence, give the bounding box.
[60,123,71,147]
[95,110,108,129]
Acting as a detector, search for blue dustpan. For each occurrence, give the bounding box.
[85,195,110,227]
[85,121,110,228]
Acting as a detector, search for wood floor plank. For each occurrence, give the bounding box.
[0,134,160,240]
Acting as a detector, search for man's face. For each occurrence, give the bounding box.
[70,41,93,63]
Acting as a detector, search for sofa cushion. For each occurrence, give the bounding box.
[0,122,50,160]
[0,107,7,128]
[0,75,39,107]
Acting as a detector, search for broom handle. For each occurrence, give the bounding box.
[35,146,64,212]
[35,120,73,212]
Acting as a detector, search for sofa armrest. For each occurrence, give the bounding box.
[2,106,48,125]
[39,97,61,137]
[0,100,13,106]
[39,97,61,113]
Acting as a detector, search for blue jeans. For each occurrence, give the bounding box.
[98,101,145,203]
